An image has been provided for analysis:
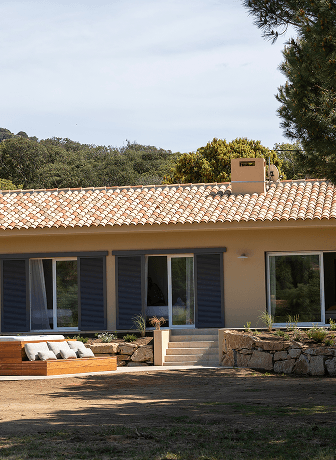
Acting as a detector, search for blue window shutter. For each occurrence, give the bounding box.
[195,253,224,328]
[117,256,143,329]
[2,259,29,332]
[79,257,106,330]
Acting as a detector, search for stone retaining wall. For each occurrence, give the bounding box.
[219,330,336,376]
[88,342,154,367]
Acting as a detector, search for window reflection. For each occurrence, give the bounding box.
[270,254,321,323]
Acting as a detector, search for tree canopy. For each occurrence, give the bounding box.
[243,0,336,183]
[164,138,281,184]
[274,142,306,180]
[0,129,180,189]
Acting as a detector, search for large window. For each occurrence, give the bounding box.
[30,258,78,331]
[267,252,323,324]
[146,255,195,328]
[1,253,106,333]
[115,248,225,330]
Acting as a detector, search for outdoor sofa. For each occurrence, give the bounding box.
[0,335,117,376]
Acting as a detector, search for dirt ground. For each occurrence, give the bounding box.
[1,367,336,437]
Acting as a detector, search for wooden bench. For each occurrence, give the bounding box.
[0,339,117,376]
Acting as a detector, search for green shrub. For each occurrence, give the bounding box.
[244,321,251,333]
[258,311,274,331]
[132,314,146,337]
[123,334,137,342]
[73,335,89,343]
[286,315,300,331]
[97,332,116,343]
[329,319,336,331]
[306,326,327,343]
[274,330,289,340]
[324,338,335,346]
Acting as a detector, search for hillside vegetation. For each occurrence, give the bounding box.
[0,129,180,190]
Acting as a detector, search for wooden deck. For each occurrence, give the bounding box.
[0,340,117,376]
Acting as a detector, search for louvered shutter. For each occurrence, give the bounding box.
[195,253,224,328]
[2,259,29,332]
[117,256,143,329]
[79,257,106,330]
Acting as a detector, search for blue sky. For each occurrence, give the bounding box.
[0,0,293,152]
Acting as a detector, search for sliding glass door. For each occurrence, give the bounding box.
[170,257,194,326]
[30,258,78,330]
[55,260,78,328]
[146,255,195,328]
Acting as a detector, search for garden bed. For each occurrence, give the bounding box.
[219,328,336,376]
[71,334,154,367]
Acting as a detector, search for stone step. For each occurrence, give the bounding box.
[168,341,218,349]
[164,356,219,365]
[166,347,218,356]
[170,328,219,336]
[163,361,219,367]
[170,334,218,342]
[164,354,206,363]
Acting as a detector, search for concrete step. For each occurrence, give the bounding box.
[164,354,206,363]
[163,329,219,367]
[170,334,218,342]
[166,347,218,356]
[164,356,219,365]
[170,328,219,336]
[163,363,219,367]
[168,341,218,349]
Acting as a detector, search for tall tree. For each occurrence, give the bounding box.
[164,138,281,184]
[274,142,306,180]
[243,0,336,182]
[0,138,50,188]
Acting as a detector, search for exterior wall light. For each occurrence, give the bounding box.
[238,254,248,259]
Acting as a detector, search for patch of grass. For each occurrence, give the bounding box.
[274,330,290,340]
[196,402,336,418]
[2,423,336,460]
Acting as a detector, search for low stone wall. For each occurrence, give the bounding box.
[219,330,336,376]
[88,342,154,367]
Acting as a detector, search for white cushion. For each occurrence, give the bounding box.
[37,350,57,361]
[60,348,77,359]
[25,342,50,361]
[67,341,87,356]
[47,341,72,359]
[77,347,95,358]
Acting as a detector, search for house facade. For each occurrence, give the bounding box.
[1,159,336,334]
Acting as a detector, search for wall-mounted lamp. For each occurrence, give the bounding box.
[238,253,248,259]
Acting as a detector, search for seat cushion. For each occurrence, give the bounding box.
[37,350,57,361]
[60,348,77,359]
[77,347,95,358]
[67,341,89,357]
[25,342,50,361]
[47,341,72,359]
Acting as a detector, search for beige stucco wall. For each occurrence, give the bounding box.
[0,220,335,330]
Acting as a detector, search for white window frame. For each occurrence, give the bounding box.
[266,251,325,327]
[146,253,195,329]
[30,257,79,332]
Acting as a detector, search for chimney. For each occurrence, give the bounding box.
[231,158,266,195]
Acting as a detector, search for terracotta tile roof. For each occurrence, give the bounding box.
[0,180,335,231]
